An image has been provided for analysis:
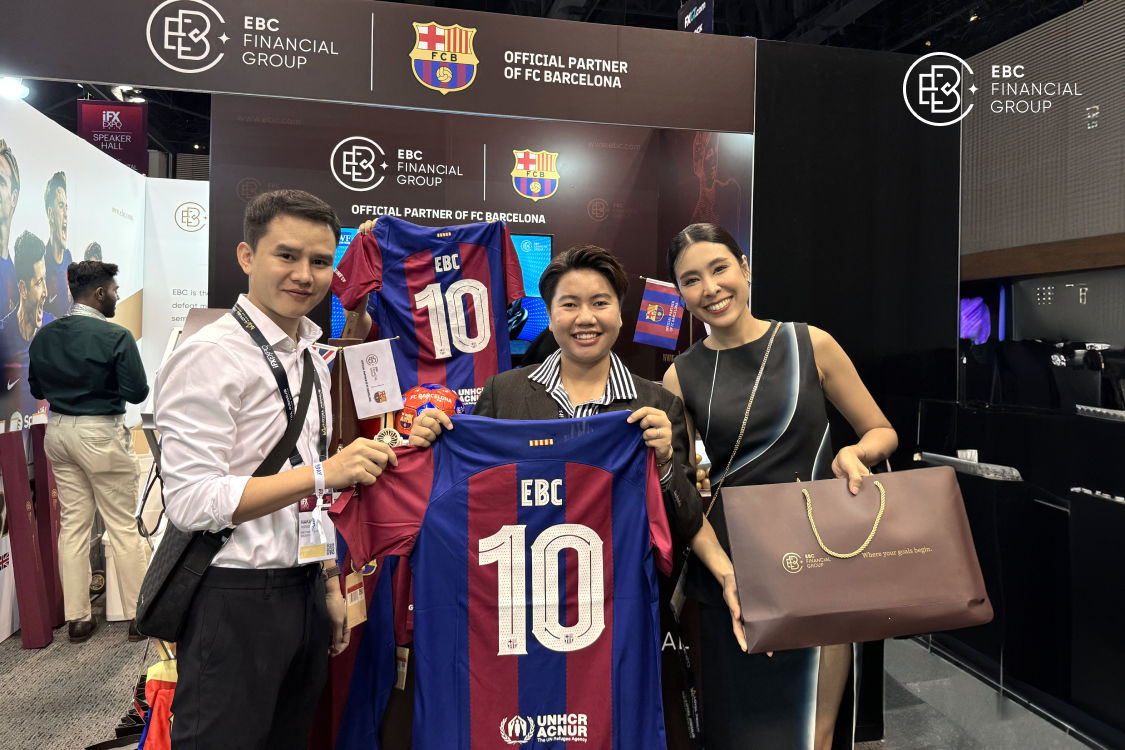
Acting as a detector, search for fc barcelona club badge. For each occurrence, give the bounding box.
[511,150,560,202]
[409,22,478,95]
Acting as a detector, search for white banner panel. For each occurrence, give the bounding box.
[141,178,209,389]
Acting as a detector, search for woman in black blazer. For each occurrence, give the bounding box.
[409,243,746,651]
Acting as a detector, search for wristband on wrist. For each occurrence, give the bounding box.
[322,563,341,580]
[313,461,326,501]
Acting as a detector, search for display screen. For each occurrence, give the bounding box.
[510,234,552,344]
[330,228,358,339]
[511,234,552,297]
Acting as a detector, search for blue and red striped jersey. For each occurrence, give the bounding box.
[331,412,673,749]
[330,217,524,407]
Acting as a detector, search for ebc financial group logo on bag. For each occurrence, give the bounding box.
[147,0,227,74]
[902,52,974,127]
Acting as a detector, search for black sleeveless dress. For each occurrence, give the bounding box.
[676,321,845,750]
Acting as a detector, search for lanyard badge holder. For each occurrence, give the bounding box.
[233,303,336,564]
[297,459,337,563]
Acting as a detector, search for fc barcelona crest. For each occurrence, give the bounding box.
[511,150,560,202]
[645,303,666,323]
[409,22,479,95]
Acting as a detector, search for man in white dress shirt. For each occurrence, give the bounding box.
[153,190,397,749]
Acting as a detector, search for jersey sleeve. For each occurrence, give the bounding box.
[329,445,434,566]
[500,224,525,306]
[644,450,674,575]
[331,232,384,310]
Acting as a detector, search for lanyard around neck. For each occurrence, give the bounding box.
[231,304,327,466]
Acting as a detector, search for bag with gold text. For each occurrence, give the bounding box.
[722,465,992,653]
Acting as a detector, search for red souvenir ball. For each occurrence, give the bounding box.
[396,383,465,436]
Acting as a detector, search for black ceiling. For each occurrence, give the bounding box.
[23,0,1088,158]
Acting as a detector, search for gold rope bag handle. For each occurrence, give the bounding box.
[801,480,886,559]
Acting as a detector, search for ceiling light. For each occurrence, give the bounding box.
[924,40,932,47]
[0,77,30,100]
[968,13,979,22]
[128,96,146,103]
[193,144,201,150]
[119,85,133,92]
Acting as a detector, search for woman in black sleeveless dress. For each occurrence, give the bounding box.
[662,224,898,750]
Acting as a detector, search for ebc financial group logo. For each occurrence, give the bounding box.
[147,0,227,74]
[331,137,388,192]
[903,52,974,127]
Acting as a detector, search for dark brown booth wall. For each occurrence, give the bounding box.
[751,40,960,466]
[751,42,959,744]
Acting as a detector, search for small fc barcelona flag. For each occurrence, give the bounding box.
[633,278,684,350]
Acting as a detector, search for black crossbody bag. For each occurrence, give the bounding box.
[135,349,315,642]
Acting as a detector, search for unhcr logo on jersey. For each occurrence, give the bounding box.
[500,713,591,743]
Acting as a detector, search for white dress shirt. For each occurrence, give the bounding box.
[153,294,333,568]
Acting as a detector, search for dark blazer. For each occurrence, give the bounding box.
[474,366,704,545]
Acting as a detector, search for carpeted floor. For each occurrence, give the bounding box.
[0,599,149,750]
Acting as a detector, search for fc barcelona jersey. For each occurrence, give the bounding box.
[330,217,524,407]
[330,412,673,749]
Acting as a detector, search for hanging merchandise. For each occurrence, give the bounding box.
[331,216,525,410]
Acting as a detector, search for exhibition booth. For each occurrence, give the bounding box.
[10,0,1121,748]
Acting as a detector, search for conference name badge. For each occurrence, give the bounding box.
[298,493,338,563]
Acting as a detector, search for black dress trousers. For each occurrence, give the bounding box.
[170,565,330,749]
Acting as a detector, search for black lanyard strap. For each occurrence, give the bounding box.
[232,304,327,466]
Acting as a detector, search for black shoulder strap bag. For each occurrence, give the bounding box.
[134,348,316,642]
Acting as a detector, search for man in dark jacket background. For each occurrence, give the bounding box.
[29,259,150,642]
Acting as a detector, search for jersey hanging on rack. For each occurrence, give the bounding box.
[330,217,524,407]
[330,412,673,749]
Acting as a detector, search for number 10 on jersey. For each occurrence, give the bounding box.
[479,523,606,655]
[414,280,491,359]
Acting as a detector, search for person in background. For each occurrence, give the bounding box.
[0,140,20,314]
[29,260,150,643]
[1,231,53,423]
[663,223,898,750]
[42,171,72,319]
[83,241,102,262]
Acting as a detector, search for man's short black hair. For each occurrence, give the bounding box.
[243,189,341,250]
[13,231,45,285]
[68,260,118,300]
